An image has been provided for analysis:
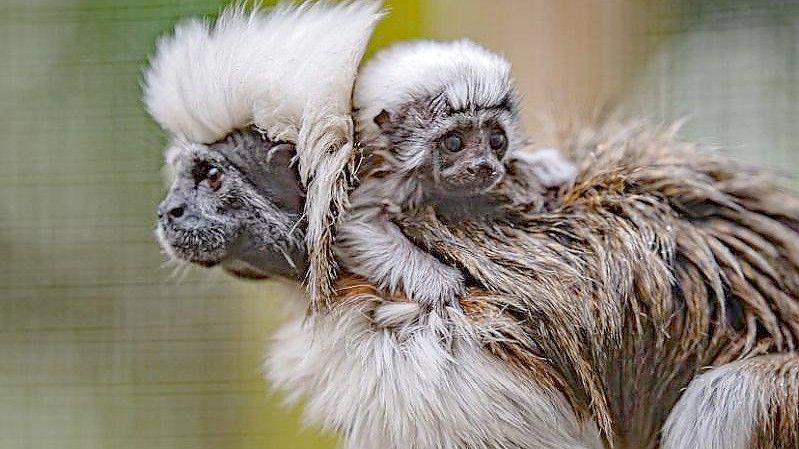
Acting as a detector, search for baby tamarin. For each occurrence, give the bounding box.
[336,39,576,308]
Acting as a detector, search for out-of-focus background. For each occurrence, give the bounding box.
[1,1,797,448]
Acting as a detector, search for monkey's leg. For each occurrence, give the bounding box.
[661,353,799,449]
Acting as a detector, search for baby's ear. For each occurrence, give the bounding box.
[373,109,393,131]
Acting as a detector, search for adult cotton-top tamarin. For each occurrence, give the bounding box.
[143,2,799,449]
[144,1,383,310]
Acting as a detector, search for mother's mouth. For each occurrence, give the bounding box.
[221,258,273,280]
[157,223,234,267]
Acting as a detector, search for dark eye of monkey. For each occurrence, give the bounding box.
[489,129,507,152]
[442,132,464,153]
[205,166,223,191]
[193,160,224,191]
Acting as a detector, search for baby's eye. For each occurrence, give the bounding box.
[205,166,223,191]
[489,130,507,151]
[442,133,464,153]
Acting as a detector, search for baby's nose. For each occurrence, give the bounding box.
[466,161,497,178]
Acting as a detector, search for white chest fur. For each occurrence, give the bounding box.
[265,294,603,449]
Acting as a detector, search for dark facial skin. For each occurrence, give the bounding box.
[432,121,508,197]
[156,129,307,281]
[373,93,516,203]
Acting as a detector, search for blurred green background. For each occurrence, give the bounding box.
[0,1,796,449]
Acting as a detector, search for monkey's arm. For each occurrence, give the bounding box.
[662,354,799,449]
[335,213,466,309]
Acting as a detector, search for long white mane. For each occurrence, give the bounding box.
[354,39,516,144]
[143,1,383,306]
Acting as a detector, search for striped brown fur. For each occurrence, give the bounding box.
[747,354,799,449]
[333,119,799,448]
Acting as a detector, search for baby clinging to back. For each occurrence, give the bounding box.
[336,39,576,309]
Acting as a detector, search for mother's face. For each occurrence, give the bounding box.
[156,130,307,281]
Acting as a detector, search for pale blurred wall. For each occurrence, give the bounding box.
[421,0,799,176]
[423,1,664,133]
[631,1,799,172]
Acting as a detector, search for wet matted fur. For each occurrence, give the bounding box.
[273,119,799,449]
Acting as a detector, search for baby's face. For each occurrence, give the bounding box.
[432,116,509,196]
[379,99,518,198]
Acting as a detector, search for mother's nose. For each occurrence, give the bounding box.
[157,199,186,221]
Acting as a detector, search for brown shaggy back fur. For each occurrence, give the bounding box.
[393,119,799,448]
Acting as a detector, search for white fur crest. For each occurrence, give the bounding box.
[266,292,604,449]
[143,1,384,305]
[354,39,516,143]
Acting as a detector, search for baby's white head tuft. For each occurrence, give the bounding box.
[354,39,519,145]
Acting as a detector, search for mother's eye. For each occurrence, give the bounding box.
[204,166,223,191]
[194,161,224,191]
